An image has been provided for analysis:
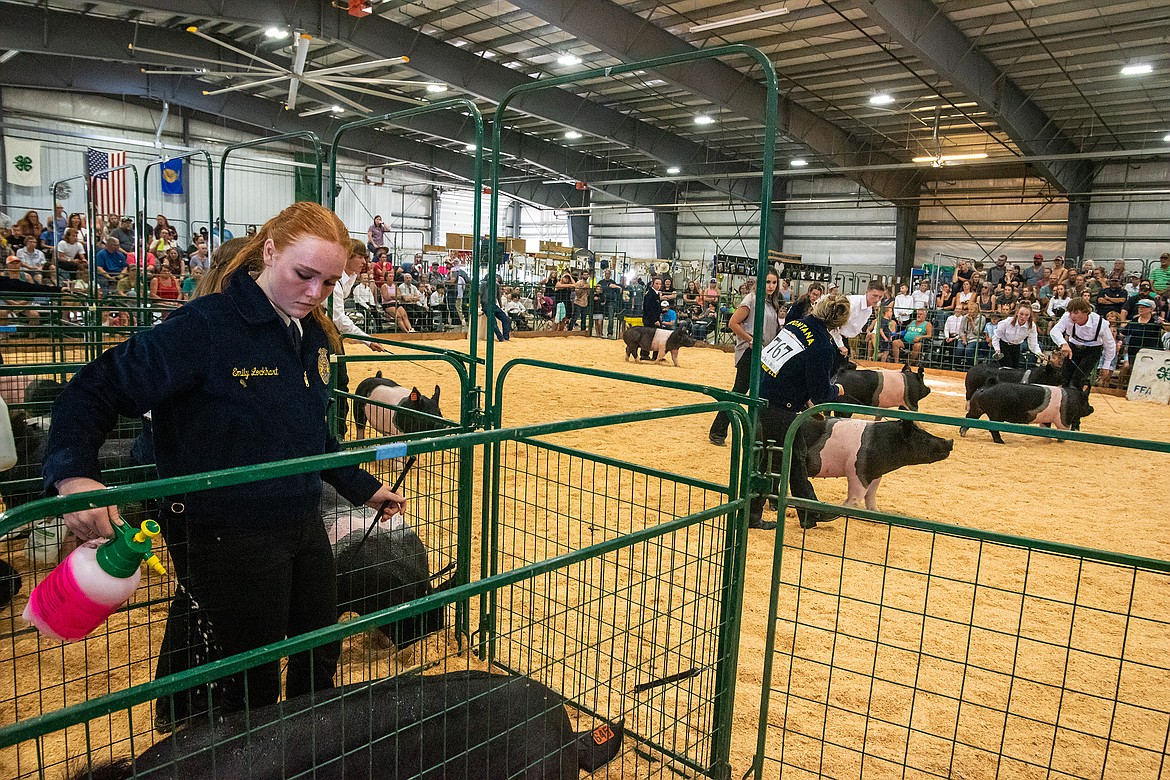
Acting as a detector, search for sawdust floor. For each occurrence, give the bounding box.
[3,332,1169,779]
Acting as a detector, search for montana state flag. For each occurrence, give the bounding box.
[160,157,184,195]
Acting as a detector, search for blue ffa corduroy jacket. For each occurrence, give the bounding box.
[758,315,842,412]
[43,267,381,524]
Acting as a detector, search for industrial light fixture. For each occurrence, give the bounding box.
[564,130,583,139]
[264,27,289,39]
[298,105,344,117]
[694,114,715,125]
[1121,63,1153,76]
[1164,133,1170,143]
[869,93,895,106]
[464,143,477,151]
[557,54,582,66]
[645,79,665,86]
[912,152,989,164]
[689,6,789,33]
[479,50,496,58]
[666,166,681,174]
[790,158,808,167]
[451,39,468,47]
[0,50,19,64]
[426,84,448,93]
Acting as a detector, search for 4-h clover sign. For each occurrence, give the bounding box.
[5,139,41,186]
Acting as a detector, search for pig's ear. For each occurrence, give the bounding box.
[901,364,911,373]
[917,365,925,378]
[409,387,421,402]
[901,418,915,435]
[432,384,441,403]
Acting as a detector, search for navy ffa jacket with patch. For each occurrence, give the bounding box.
[43,267,381,524]
[758,315,841,412]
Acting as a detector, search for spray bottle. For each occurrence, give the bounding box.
[23,520,168,642]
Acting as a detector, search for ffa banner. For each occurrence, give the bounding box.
[5,138,41,188]
[160,157,184,195]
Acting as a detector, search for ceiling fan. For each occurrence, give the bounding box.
[130,27,444,115]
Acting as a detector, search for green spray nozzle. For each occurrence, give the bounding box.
[95,520,168,578]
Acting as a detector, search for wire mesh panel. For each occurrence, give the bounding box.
[488,437,740,777]
[760,517,1170,779]
[753,406,1170,780]
[0,448,462,780]
[0,420,746,780]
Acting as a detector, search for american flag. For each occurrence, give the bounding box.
[86,148,127,218]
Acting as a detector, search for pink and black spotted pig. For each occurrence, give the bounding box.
[803,417,954,510]
[834,364,931,416]
[961,381,1094,443]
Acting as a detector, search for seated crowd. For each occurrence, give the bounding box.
[852,252,1170,387]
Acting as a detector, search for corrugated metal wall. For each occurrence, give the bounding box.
[5,90,1167,272]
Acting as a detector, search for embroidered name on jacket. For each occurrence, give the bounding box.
[232,367,280,379]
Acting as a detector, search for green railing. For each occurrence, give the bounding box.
[0,407,748,779]
[753,405,1170,779]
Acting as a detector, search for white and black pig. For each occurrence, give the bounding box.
[834,364,932,416]
[67,670,625,780]
[963,360,1062,410]
[622,326,696,367]
[961,381,1094,443]
[352,372,444,440]
[803,417,954,510]
[322,483,451,649]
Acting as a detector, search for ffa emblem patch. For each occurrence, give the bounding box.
[318,348,330,384]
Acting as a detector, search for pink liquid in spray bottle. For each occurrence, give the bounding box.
[23,520,167,642]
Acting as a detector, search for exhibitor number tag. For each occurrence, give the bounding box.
[760,329,807,377]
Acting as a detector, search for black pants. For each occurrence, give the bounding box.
[154,508,339,726]
[1063,344,1103,394]
[1000,341,1022,368]
[709,351,752,440]
[750,406,822,525]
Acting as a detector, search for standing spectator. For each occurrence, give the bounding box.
[1150,253,1170,295]
[778,278,792,303]
[1095,276,1128,319]
[572,270,591,332]
[1023,254,1046,286]
[366,216,386,253]
[660,276,678,310]
[1050,297,1117,394]
[95,237,128,294]
[708,269,783,447]
[892,283,915,324]
[992,303,1042,368]
[595,269,622,337]
[110,216,136,253]
[787,282,825,323]
[553,272,575,331]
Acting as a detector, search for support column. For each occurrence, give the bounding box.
[568,212,589,249]
[430,186,442,246]
[1065,196,1090,264]
[0,88,9,209]
[894,204,920,280]
[181,113,192,241]
[507,199,522,238]
[766,177,787,255]
[654,208,678,261]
